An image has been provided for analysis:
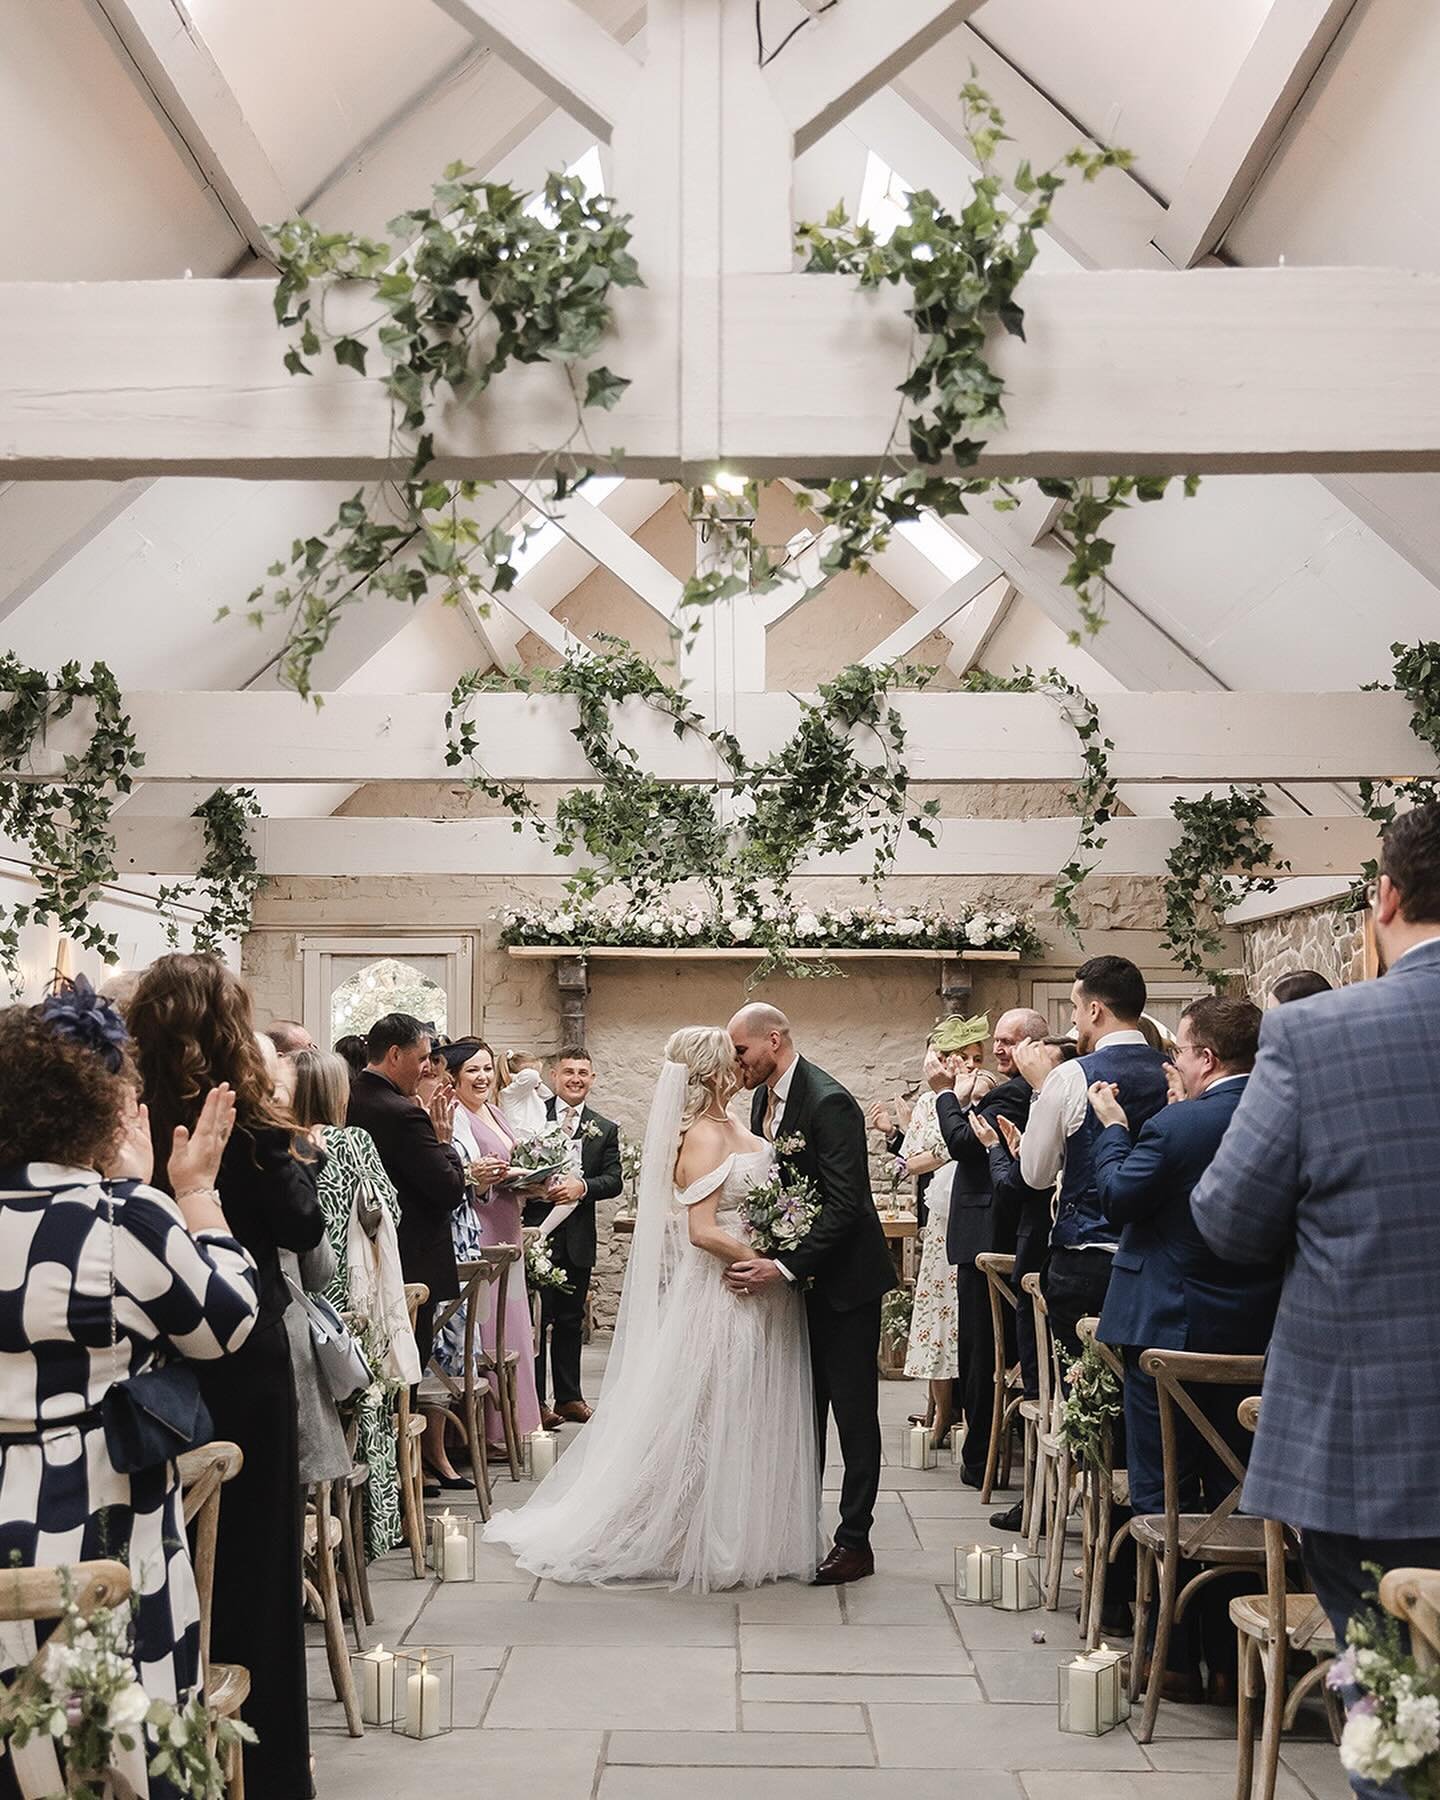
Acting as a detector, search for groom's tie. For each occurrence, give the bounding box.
[763,1087,777,1141]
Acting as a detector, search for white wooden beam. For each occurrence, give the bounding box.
[510,484,683,620]
[1153,0,1360,268]
[11,268,1440,481]
[480,583,587,660]
[861,564,1004,667]
[103,811,1380,880]
[84,0,294,259]
[765,1,985,157]
[426,0,640,144]
[3,691,1433,786]
[944,579,1014,674]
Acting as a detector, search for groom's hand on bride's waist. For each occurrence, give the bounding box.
[725,1257,788,1293]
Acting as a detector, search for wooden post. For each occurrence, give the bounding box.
[938,957,972,1017]
[556,954,590,1045]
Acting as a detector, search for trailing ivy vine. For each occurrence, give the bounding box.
[1351,640,1440,902]
[225,167,643,699]
[1160,789,1283,979]
[158,788,265,954]
[0,658,143,990]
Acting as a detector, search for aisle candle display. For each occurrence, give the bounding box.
[903,1423,936,1470]
[428,1507,457,1570]
[356,1643,394,1726]
[395,1649,453,1740]
[526,1427,557,1480]
[953,1542,1000,1603]
[995,1546,1042,1611]
[1058,1645,1128,1735]
[437,1515,474,1583]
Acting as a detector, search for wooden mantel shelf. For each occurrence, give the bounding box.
[506,946,1021,962]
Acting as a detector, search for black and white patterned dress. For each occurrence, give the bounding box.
[0,1162,259,1800]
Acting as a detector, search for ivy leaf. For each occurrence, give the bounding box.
[584,367,631,411]
[282,349,310,378]
[333,336,368,375]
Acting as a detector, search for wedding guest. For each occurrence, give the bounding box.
[1015,957,1169,1362]
[265,1018,315,1054]
[528,1048,622,1426]
[934,1006,1048,1504]
[498,1050,549,1138]
[291,1048,414,1560]
[1268,968,1331,1006]
[346,1014,467,1383]
[334,1033,369,1079]
[128,953,324,1800]
[1193,804,1440,1800]
[0,985,257,1800]
[436,1039,542,1462]
[506,1051,554,1105]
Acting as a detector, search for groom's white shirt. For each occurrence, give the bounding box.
[767,1059,799,1282]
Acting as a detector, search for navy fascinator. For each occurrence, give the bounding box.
[37,976,131,1074]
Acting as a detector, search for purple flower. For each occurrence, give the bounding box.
[1328,1649,1359,1692]
[1351,1695,1379,1717]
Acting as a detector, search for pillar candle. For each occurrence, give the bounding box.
[359,1643,394,1725]
[405,1655,440,1740]
[442,1529,470,1582]
[1091,1645,1124,1729]
[908,1424,931,1468]
[964,1545,993,1601]
[1065,1654,1100,1734]
[530,1430,557,1480]
[1000,1548,1036,1610]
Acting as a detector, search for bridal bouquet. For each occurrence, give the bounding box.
[1332,1604,1440,1795]
[507,1127,572,1181]
[737,1169,821,1257]
[524,1234,571,1294]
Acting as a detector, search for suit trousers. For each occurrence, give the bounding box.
[1042,1245,1115,1366]
[536,1250,591,1407]
[806,1292,882,1551]
[1303,1529,1440,1800]
[954,1263,996,1478]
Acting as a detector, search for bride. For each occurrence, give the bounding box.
[483,1026,822,1590]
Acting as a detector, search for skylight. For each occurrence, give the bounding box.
[507,474,625,582]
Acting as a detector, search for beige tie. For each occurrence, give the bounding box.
[763,1088,777,1141]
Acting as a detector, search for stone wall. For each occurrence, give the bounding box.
[1241,899,1367,1000]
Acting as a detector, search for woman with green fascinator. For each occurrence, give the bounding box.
[899,1014,996,1445]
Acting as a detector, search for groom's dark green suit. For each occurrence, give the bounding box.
[751,1056,895,1552]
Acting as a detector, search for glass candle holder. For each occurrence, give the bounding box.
[994,1546,1043,1612]
[521,1428,558,1480]
[953,1542,1001,1604]
[1057,1646,1130,1735]
[394,1649,454,1740]
[901,1424,937,1470]
[425,1505,463,1571]
[353,1642,395,1726]
[431,1511,474,1583]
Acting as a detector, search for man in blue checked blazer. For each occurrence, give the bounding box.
[1193,804,1440,1798]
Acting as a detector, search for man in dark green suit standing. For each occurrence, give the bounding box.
[726,1003,895,1586]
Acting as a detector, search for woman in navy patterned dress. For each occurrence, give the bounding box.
[0,984,259,1800]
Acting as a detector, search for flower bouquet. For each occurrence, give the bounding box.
[1333,1600,1440,1796]
[881,1284,915,1349]
[1058,1339,1122,1472]
[505,1126,571,1187]
[737,1168,821,1258]
[524,1234,571,1294]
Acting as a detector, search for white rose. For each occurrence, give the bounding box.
[795,912,821,938]
[966,917,992,946]
[685,918,704,937]
[109,1682,151,1733]
[730,918,753,941]
[895,916,922,935]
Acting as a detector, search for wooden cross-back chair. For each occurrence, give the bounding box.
[1076,1318,1130,1650]
[1130,1349,1268,1743]
[1381,1566,1440,1671]
[420,1247,524,1509]
[176,1440,249,1797]
[396,1280,430,1575]
[974,1252,1025,1503]
[303,1480,363,1737]
[1229,1396,1339,1800]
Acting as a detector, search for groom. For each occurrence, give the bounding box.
[726,1003,896,1585]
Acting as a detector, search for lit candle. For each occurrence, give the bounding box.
[1000,1547,1035,1610]
[429,1507,457,1569]
[1091,1644,1124,1729]
[405,1652,440,1740]
[1065,1653,1100,1735]
[359,1643,394,1725]
[908,1424,931,1468]
[442,1529,470,1583]
[529,1429,556,1480]
[964,1545,993,1602]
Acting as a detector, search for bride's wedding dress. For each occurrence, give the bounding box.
[484,1129,822,1590]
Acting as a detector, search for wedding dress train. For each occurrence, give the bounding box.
[484,1144,822,1590]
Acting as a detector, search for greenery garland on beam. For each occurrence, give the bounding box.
[157,788,266,955]
[1353,640,1440,903]
[1160,789,1284,980]
[0,657,143,991]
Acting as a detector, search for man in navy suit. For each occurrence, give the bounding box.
[1193,805,1440,1798]
[1091,996,1282,1519]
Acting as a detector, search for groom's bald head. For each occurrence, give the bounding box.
[727,1003,794,1090]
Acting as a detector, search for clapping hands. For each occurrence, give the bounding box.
[1087,1079,1128,1130]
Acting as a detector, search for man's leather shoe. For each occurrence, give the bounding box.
[557,1401,592,1424]
[959,1467,984,1490]
[540,1408,564,1430]
[990,1502,1025,1533]
[813,1544,875,1586]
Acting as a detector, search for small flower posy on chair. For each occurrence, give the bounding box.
[1332,1592,1440,1795]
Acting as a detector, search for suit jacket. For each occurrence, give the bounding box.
[1192,941,1440,1538]
[346,1070,468,1305]
[1094,1079,1282,1357]
[521,1098,622,1270]
[751,1056,895,1311]
[935,1075,1033,1269]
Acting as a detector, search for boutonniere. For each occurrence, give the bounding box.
[774,1132,806,1158]
[582,1120,603,1141]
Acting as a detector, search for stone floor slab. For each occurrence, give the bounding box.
[1144,1736,1315,1795]
[901,1487,1003,1518]
[599,1769,1022,1800]
[1021,1774,1309,1800]
[740,1624,971,1675]
[737,1583,842,1623]
[421,1588,736,1646]
[742,1673,983,1705]
[314,1726,602,1796]
[839,1579,952,1626]
[309,1643,505,1733]
[970,1649,1076,1704]
[949,1601,1066,1649]
[868,1701,1150,1769]
[606,1731,874,1767]
[742,1702,868,1733]
[485,1646,739,1730]
[1279,1742,1352,1800]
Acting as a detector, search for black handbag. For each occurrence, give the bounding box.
[100,1192,214,1474]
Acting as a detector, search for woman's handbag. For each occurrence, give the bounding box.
[354,1177,384,1242]
[285,1278,374,1404]
[101,1192,214,1474]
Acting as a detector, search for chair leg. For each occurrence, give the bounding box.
[397,1415,426,1579]
[1044,1445,1072,1610]
[1234,1631,1257,1800]
[1086,1488,1114,1650]
[314,1484,365,1738]
[350,1483,374,1626]
[226,1730,245,1800]
[336,1481,366,1652]
[1019,1421,1037,1541]
[500,1364,522,1483]
[980,1368,1006,1505]
[1137,1549,1179,1744]
[1026,1444,1047,1555]
[465,1391,494,1521]
[1130,1545,1153,1703]
[1256,1616,1288,1800]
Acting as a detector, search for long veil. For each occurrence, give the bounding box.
[484,1059,688,1542]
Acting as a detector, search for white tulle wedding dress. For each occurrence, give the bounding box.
[484,1070,822,1591]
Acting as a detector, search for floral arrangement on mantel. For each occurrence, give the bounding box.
[497,899,1043,957]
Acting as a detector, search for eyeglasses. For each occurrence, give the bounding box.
[1364,879,1380,908]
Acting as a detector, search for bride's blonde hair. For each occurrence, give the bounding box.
[665,1026,741,1131]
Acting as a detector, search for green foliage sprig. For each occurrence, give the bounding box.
[880,1284,915,1348]
[1059,1338,1122,1473]
[228,167,642,699]
[1160,788,1283,979]
[157,788,265,954]
[1353,642,1440,904]
[0,659,143,991]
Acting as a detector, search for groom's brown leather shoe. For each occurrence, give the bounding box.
[813,1544,875,1586]
[557,1401,592,1424]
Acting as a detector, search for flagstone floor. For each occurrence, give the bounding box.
[309,1344,1348,1800]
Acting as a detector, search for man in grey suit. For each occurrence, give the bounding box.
[1192,804,1440,1798]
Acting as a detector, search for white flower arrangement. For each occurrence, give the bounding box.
[1331,1603,1440,1796]
[497,899,1042,956]
[524,1234,572,1293]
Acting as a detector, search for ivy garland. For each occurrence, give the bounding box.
[1160,789,1284,980]
[0,658,143,990]
[157,788,266,955]
[224,167,642,700]
[1351,641,1440,904]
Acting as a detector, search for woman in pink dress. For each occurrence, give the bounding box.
[437,1039,543,1458]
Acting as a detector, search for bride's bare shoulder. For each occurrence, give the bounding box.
[674,1117,729,1186]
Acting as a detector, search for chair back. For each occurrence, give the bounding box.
[1381,1568,1440,1672]
[427,1248,520,1411]
[177,1440,244,1685]
[1139,1347,1265,1558]
[1020,1271,1053,1426]
[0,1560,131,1629]
[975,1252,1018,1377]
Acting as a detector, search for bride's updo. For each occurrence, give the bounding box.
[665,1026,741,1131]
